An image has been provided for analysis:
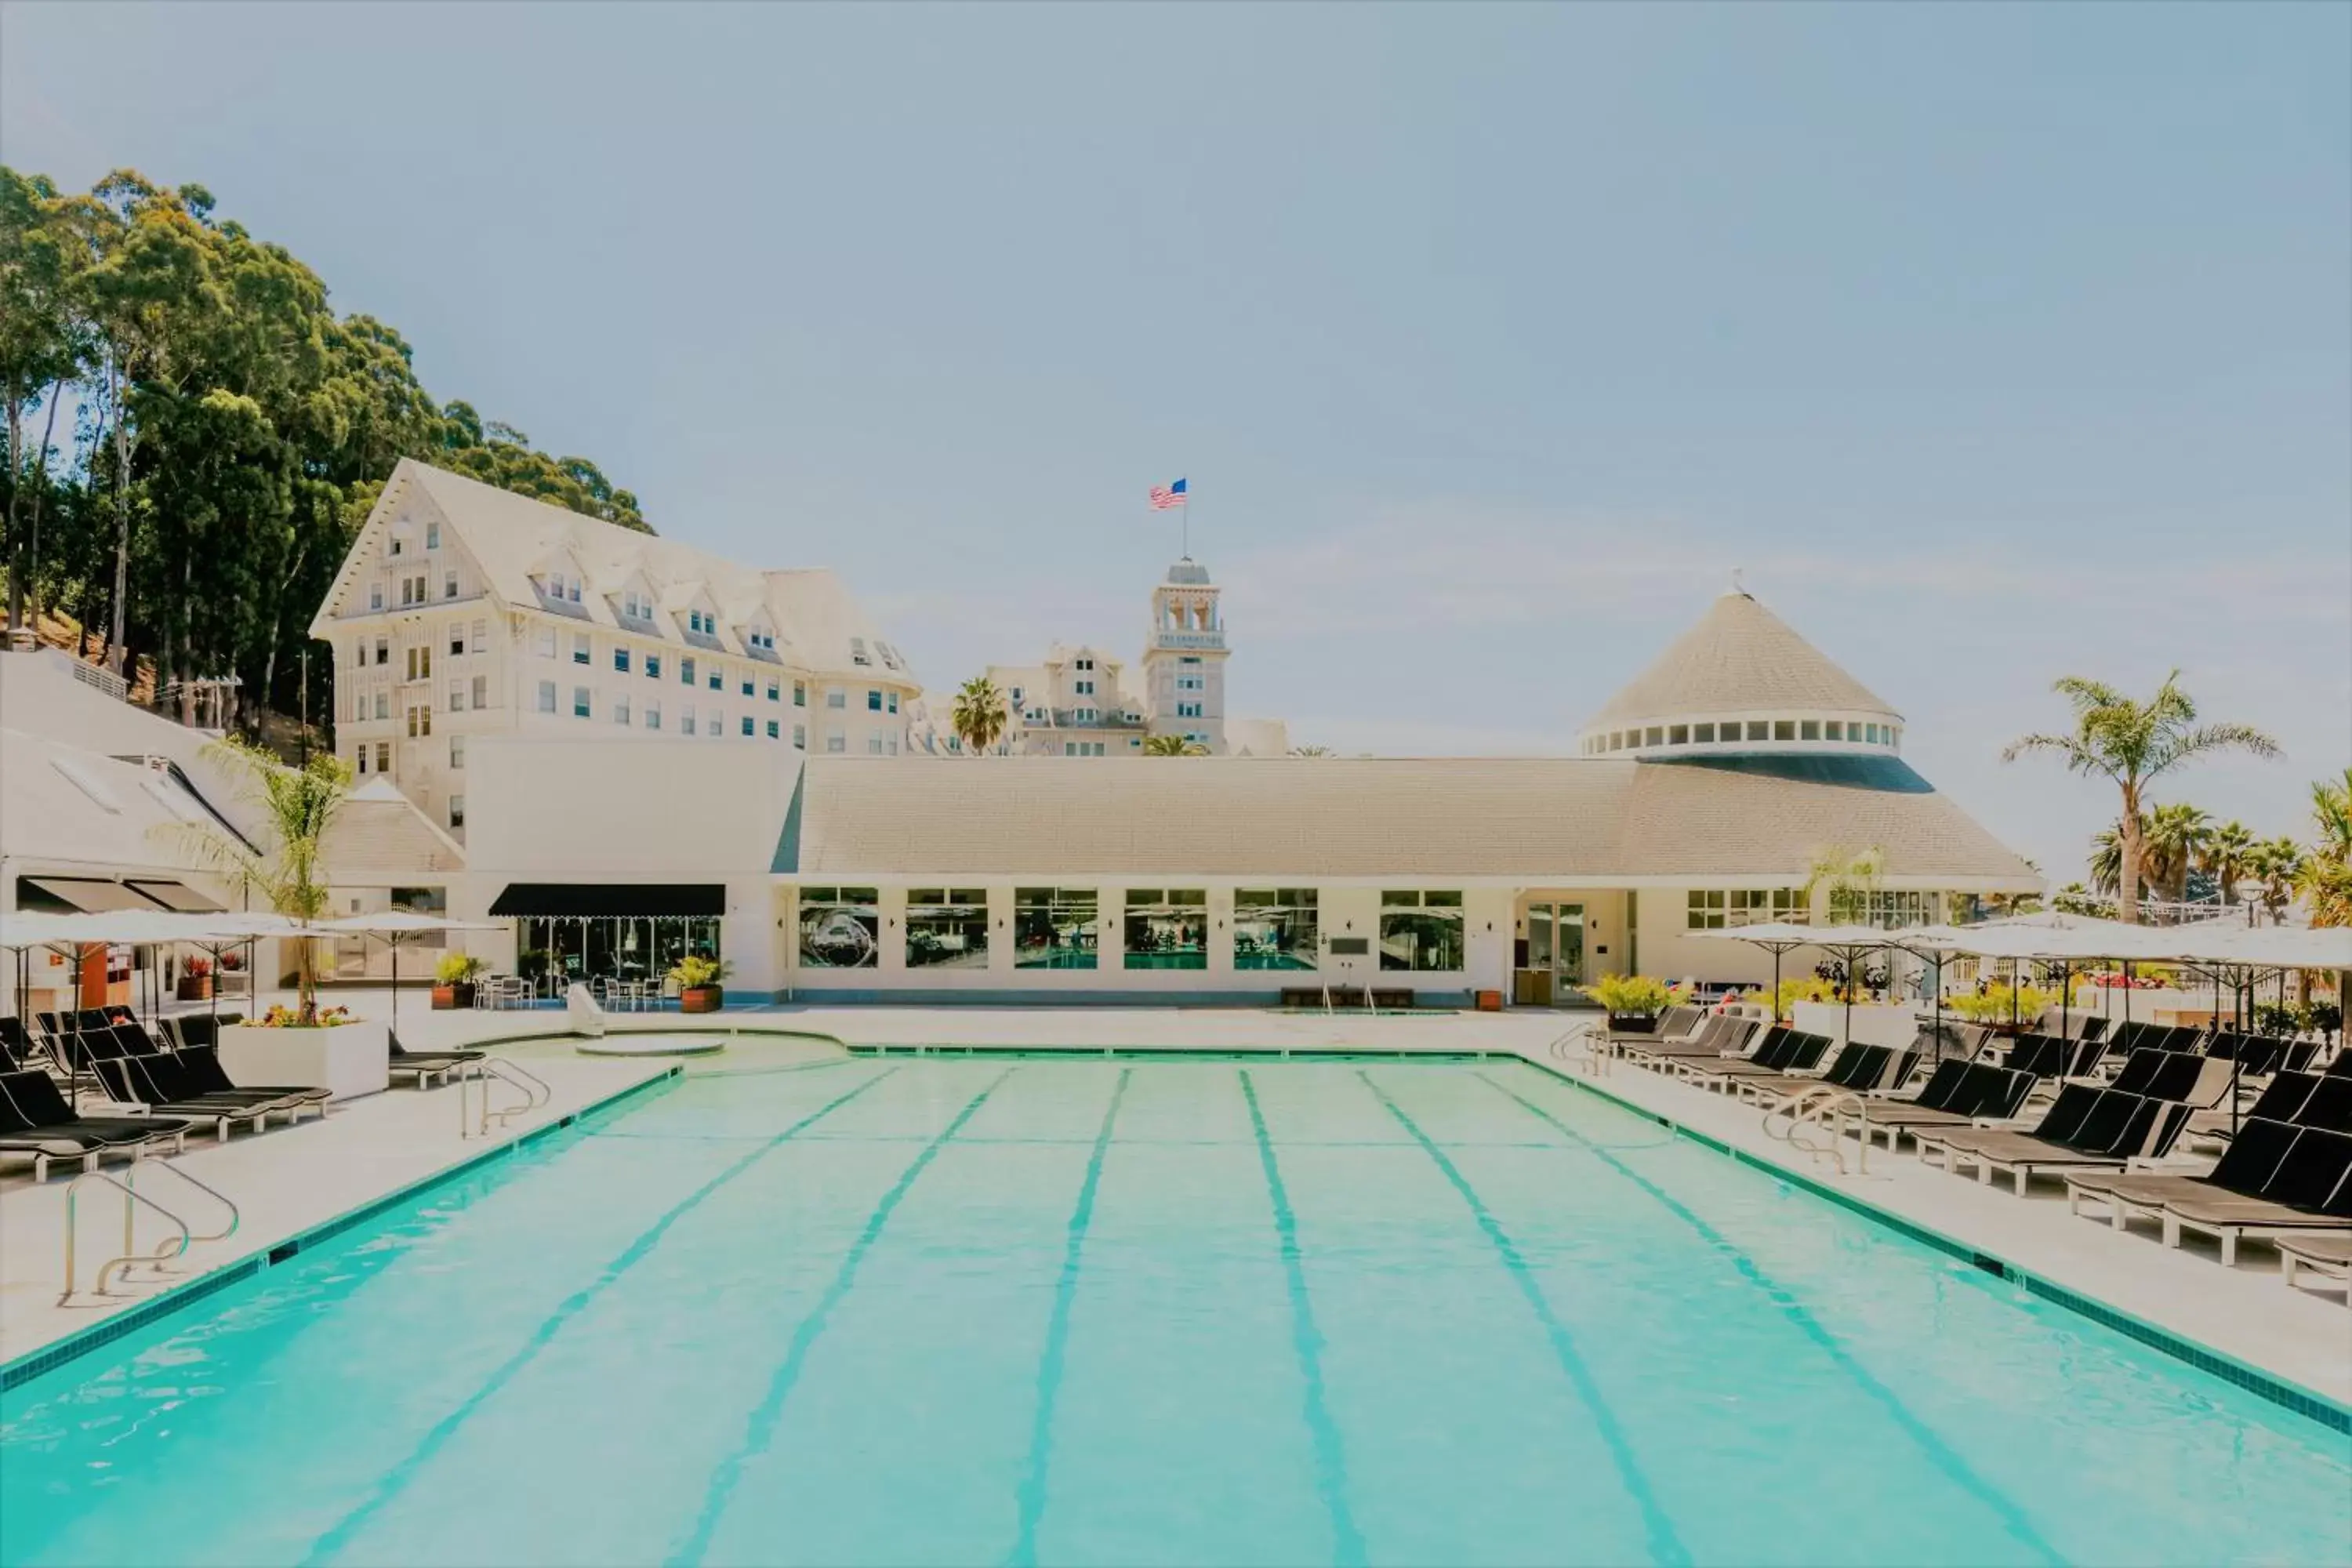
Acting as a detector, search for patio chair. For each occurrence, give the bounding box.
[0,1069,191,1181]
[2159,1130,2352,1266]
[1918,1089,2192,1196]
[88,1054,281,1142]
[2276,1233,2352,1294]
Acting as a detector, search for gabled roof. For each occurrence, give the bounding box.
[311,459,913,684]
[779,757,2035,884]
[1586,590,1898,731]
[320,777,467,881]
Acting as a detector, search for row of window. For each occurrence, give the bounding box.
[369,568,466,611]
[795,887,1465,973]
[1683,887,1940,930]
[1586,718,1903,753]
[526,681,905,752]
[534,628,902,713]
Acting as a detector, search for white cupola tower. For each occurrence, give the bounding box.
[1142,558,1229,753]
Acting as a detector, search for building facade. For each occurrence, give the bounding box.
[309,459,924,836]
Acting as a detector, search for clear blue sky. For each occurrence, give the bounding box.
[5,2,2347,880]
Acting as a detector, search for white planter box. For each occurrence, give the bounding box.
[1793,1000,1919,1047]
[217,1018,390,1101]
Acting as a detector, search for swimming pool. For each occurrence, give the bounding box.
[3,1057,2347,1566]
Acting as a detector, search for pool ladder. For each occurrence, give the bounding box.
[60,1159,240,1306]
[459,1057,553,1138]
[1549,1023,1608,1076]
[1762,1084,1871,1177]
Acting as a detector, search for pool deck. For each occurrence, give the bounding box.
[4,994,2345,1422]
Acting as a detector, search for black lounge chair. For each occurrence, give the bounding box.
[2160,1129,2352,1266]
[387,1029,483,1088]
[0,1069,192,1181]
[1624,1012,1759,1064]
[167,1044,332,1112]
[2064,1116,2305,1232]
[1686,1032,1834,1093]
[1918,1089,2191,1196]
[1862,1063,2038,1149]
[89,1055,281,1141]
[1741,1044,1915,1106]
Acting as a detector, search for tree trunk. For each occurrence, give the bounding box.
[2118,787,2143,924]
[23,387,60,631]
[5,388,23,632]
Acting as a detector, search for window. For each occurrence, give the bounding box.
[448,624,466,657]
[448,681,465,713]
[374,690,390,720]
[708,666,721,691]
[355,747,367,775]
[681,656,697,685]
[1124,889,1207,970]
[887,691,899,715]
[369,584,384,612]
[798,887,880,968]
[450,735,466,769]
[1176,702,1202,719]
[1075,679,1094,696]
[615,647,631,674]
[426,521,441,550]
[748,627,775,652]
[444,572,459,601]
[645,700,662,731]
[1748,720,1769,741]
[1176,674,1203,691]
[793,682,807,707]
[826,731,845,753]
[742,715,755,737]
[1644,726,1664,747]
[906,887,989,970]
[1774,720,1796,740]
[1852,889,1936,929]
[1693,723,1715,743]
[401,574,427,605]
[1016,887,1098,970]
[1686,888,1805,931]
[1380,891,1464,971]
[572,686,591,719]
[448,794,464,829]
[1607,731,1623,750]
[709,710,723,739]
[741,677,754,698]
[614,695,631,725]
[390,533,406,557]
[686,608,713,636]
[646,654,662,681]
[1824,720,1843,741]
[405,645,431,681]
[536,681,557,713]
[866,733,884,755]
[573,633,590,666]
[826,688,845,710]
[471,674,488,709]
[867,689,883,712]
[681,703,697,736]
[793,724,805,749]
[1235,889,1317,971]
[471,619,488,653]
[536,627,557,659]
[1668,724,1690,745]
[766,719,779,739]
[766,679,780,702]
[1799,720,1820,740]
[1864,723,1881,743]
[1075,657,1094,671]
[406,703,432,738]
[850,637,871,666]
[622,588,651,620]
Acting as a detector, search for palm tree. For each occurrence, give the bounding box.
[1143,733,1208,757]
[2300,769,2352,927]
[2002,672,2280,923]
[169,736,351,1024]
[2141,802,2212,907]
[2245,837,2306,924]
[1801,844,1885,926]
[949,677,1007,757]
[2088,816,2139,899]
[1287,744,1332,757]
[2200,819,2256,906]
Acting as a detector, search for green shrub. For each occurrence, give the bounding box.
[434,952,487,985]
[1586,974,1677,1017]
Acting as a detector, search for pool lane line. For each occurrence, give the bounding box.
[296,1065,900,1568]
[1240,1069,1368,1568]
[669,1066,1018,1568]
[1005,1067,1132,1568]
[1356,1069,1690,1568]
[1474,1069,2067,1568]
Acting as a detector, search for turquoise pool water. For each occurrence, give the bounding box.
[3,1058,2347,1566]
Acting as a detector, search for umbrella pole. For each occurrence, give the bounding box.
[2059,961,2070,1041]
[1772,946,1783,1025]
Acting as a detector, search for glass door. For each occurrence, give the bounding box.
[1548,903,1585,988]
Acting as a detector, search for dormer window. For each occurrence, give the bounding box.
[687,608,715,636]
[746,627,775,652]
[426,521,441,550]
[850,637,872,666]
[621,589,653,621]
[877,641,902,670]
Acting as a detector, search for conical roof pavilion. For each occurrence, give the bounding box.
[1580,587,1904,759]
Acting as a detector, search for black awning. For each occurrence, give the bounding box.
[19,877,161,913]
[488,883,726,919]
[126,878,226,913]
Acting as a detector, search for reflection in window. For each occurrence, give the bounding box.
[906,887,989,970]
[1234,888,1318,970]
[1124,889,1207,969]
[1379,890,1464,971]
[1015,887,1098,970]
[797,886,880,968]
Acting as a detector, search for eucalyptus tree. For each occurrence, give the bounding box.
[2003,673,2279,923]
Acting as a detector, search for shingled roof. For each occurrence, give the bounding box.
[1586,590,1898,731]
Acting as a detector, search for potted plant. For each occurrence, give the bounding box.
[671,954,730,1014]
[434,952,487,1010]
[176,956,214,1002]
[1586,973,1675,1033]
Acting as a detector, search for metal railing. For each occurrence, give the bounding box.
[459,1057,553,1138]
[1762,1083,1871,1176]
[59,1158,238,1305]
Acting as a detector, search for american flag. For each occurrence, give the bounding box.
[1149,477,1188,510]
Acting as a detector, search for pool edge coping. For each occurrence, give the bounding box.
[1517,1050,2352,1437]
[0,1066,685,1394]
